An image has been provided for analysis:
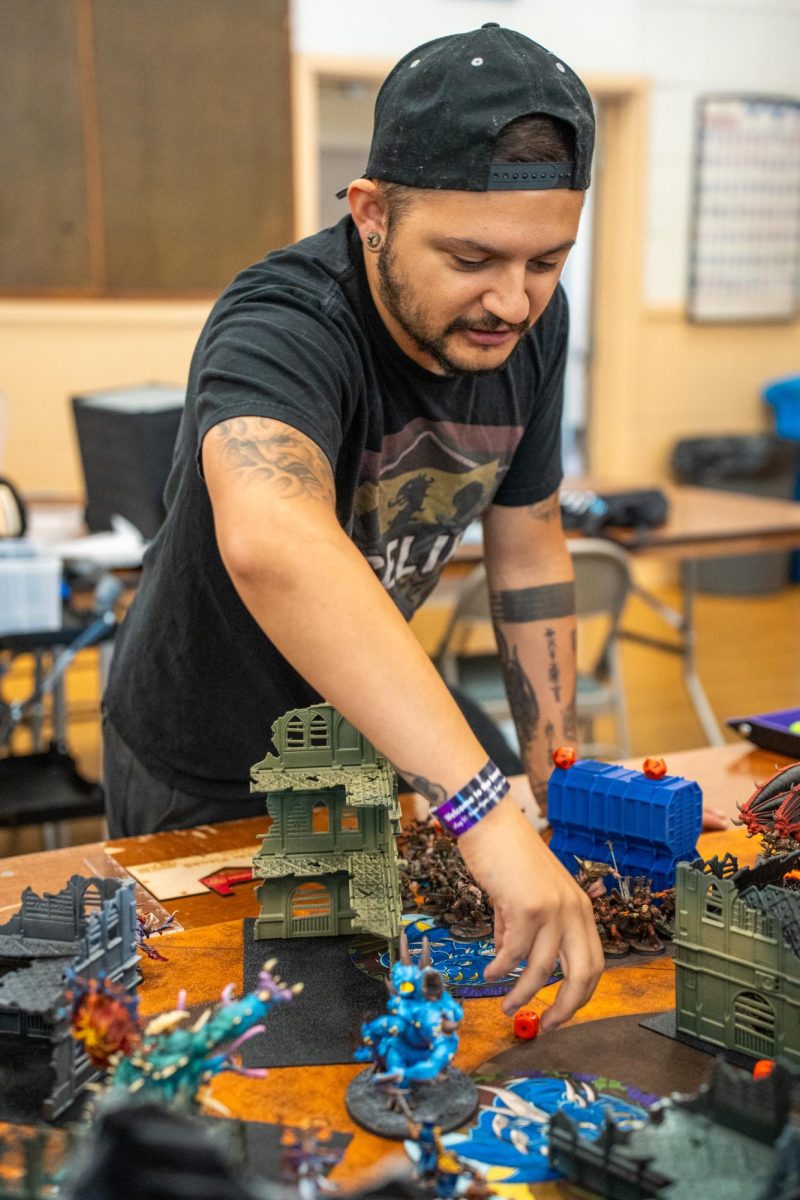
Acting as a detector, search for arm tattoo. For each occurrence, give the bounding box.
[495,626,540,753]
[213,418,334,503]
[490,581,575,624]
[396,770,447,806]
[526,494,559,522]
[545,627,561,702]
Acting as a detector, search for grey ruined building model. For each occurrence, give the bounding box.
[252,704,401,947]
[673,851,800,1065]
[0,875,138,1119]
[549,1057,800,1200]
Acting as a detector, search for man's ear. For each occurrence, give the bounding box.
[347,179,389,245]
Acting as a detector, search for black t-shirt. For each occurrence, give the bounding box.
[104,217,568,800]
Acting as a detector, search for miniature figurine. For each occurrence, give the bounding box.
[617,878,664,954]
[67,970,141,1067]
[346,935,477,1138]
[591,892,630,956]
[280,1120,340,1199]
[398,818,494,941]
[135,908,178,962]
[407,1120,494,1198]
[734,763,800,840]
[108,961,302,1112]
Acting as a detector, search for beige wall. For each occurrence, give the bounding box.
[0,301,211,496]
[609,309,800,484]
[3,301,798,501]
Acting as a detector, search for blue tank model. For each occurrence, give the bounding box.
[547,758,702,890]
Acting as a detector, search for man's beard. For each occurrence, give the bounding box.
[376,231,529,377]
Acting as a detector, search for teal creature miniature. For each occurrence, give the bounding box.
[109,960,302,1111]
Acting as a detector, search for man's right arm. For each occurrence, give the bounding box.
[203,414,603,1022]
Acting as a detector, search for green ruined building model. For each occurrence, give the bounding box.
[674,851,800,1065]
[251,704,402,947]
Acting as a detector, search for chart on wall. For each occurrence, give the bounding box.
[689,95,800,322]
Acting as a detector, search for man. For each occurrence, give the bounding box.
[103,23,604,1021]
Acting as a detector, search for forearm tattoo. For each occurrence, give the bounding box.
[489,581,575,624]
[213,417,333,503]
[495,626,540,753]
[396,770,447,806]
[563,627,578,741]
[545,626,561,702]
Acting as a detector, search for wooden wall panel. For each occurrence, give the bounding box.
[0,0,90,289]
[91,0,293,293]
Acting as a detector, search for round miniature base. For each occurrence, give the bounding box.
[629,940,664,955]
[601,940,630,957]
[345,1067,478,1139]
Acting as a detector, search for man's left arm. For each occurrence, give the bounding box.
[482,489,576,819]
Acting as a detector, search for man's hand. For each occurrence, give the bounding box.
[458,796,604,1028]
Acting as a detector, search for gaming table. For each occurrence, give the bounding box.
[0,742,785,1191]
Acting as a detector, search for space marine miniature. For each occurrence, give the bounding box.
[592,892,629,956]
[346,934,477,1138]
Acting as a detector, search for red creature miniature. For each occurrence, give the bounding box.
[67,973,141,1067]
[735,762,800,838]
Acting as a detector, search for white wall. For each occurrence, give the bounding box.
[292,0,800,306]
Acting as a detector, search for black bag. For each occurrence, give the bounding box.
[560,487,669,534]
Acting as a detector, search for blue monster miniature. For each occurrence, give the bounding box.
[354,934,463,1090]
[109,959,302,1111]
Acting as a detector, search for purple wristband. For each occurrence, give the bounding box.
[433,759,510,837]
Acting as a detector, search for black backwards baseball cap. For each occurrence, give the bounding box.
[337,23,595,198]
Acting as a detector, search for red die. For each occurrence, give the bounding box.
[552,746,577,770]
[642,757,667,780]
[513,1008,541,1040]
[753,1059,775,1080]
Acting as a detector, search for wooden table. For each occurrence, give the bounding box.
[451,483,800,747]
[0,742,784,1191]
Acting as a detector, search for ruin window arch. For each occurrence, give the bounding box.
[733,990,775,1057]
[81,881,103,916]
[703,881,724,925]
[286,715,306,748]
[312,801,330,834]
[309,713,329,749]
[340,806,360,832]
[290,882,331,921]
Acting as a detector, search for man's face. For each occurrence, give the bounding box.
[372,187,584,377]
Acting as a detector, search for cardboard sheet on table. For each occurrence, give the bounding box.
[125,848,257,900]
[240,919,387,1067]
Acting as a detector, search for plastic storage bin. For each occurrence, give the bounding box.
[765,375,800,440]
[0,542,62,636]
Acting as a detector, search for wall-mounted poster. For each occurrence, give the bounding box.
[689,96,800,323]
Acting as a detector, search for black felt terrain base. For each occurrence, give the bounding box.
[640,1009,762,1073]
[346,1066,478,1139]
[241,919,388,1067]
[480,1012,714,1099]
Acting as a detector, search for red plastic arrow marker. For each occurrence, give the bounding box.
[199,866,254,897]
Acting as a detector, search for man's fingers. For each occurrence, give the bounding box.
[702,806,728,832]
[540,922,604,1030]
[500,933,562,1015]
